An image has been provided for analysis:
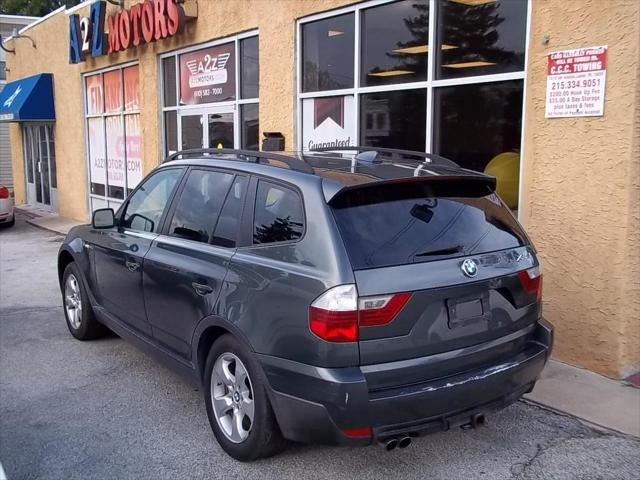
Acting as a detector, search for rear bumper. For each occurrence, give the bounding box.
[258,319,553,446]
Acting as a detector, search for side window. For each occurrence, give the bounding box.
[253,181,304,245]
[211,176,248,248]
[122,168,183,233]
[168,169,234,243]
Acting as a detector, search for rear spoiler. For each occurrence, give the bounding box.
[324,174,497,207]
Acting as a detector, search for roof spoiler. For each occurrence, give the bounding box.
[325,174,497,207]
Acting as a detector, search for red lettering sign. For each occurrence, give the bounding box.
[107,0,185,53]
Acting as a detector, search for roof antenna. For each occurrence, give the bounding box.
[355,150,381,164]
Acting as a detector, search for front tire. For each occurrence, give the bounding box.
[204,334,286,461]
[62,262,105,340]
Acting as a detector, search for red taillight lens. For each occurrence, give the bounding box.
[0,187,9,199]
[358,292,412,327]
[518,266,542,300]
[342,427,372,438]
[309,285,411,342]
[309,308,359,342]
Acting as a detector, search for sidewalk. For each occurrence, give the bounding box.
[16,205,82,235]
[525,359,640,437]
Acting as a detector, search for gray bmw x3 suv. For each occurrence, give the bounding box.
[58,147,553,461]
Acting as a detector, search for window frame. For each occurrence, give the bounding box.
[158,30,259,159]
[296,0,532,218]
[82,61,141,215]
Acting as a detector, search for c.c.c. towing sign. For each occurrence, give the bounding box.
[69,0,189,64]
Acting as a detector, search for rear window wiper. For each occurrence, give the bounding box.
[414,245,464,257]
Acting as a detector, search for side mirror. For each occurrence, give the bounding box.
[92,208,115,229]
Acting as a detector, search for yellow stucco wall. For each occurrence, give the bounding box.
[5,0,639,378]
[520,0,640,377]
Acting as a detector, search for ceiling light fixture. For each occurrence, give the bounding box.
[443,61,496,68]
[368,70,414,77]
[392,44,458,55]
[448,0,496,6]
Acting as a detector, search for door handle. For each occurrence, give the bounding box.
[125,260,140,272]
[192,282,213,296]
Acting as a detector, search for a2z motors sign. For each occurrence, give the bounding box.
[69,0,187,64]
[179,43,236,105]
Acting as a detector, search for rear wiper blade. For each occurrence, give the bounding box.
[415,245,464,257]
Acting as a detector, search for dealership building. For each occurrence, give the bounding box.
[1,0,638,379]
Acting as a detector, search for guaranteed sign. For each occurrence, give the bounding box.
[545,45,608,118]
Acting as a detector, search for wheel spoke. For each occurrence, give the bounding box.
[233,408,248,442]
[212,392,233,415]
[241,393,254,420]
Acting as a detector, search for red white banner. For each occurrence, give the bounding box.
[179,43,235,105]
[545,45,607,118]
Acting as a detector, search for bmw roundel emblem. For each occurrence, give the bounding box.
[461,259,478,278]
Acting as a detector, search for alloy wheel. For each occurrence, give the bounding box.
[64,274,82,330]
[211,352,255,443]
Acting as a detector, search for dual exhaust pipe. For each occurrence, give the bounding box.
[378,413,487,451]
[380,436,412,451]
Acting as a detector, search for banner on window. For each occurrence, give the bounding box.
[180,43,236,105]
[88,117,106,194]
[85,74,103,115]
[545,45,607,118]
[125,114,142,190]
[302,96,355,151]
[105,116,125,198]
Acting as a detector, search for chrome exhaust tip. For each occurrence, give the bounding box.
[380,439,398,451]
[398,436,412,449]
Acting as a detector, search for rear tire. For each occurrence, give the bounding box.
[62,262,105,340]
[204,334,286,461]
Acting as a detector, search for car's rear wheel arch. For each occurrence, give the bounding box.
[197,325,229,382]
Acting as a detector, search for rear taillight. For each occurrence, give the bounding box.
[0,187,9,199]
[309,285,411,342]
[518,266,542,300]
[342,426,372,438]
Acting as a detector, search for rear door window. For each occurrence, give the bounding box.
[168,169,234,243]
[332,192,527,270]
[253,181,304,244]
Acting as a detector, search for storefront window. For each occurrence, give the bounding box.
[433,79,523,208]
[240,36,259,99]
[84,64,142,212]
[298,0,528,212]
[161,33,259,156]
[301,13,354,93]
[360,89,426,151]
[436,0,527,80]
[361,0,429,87]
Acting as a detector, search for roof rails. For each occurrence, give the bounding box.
[308,146,460,168]
[163,148,314,174]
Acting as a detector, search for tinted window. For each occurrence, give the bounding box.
[240,104,259,151]
[436,0,527,79]
[433,80,523,209]
[302,13,354,92]
[123,168,183,233]
[332,192,526,270]
[253,181,304,244]
[360,89,426,151]
[168,170,234,243]
[212,176,248,248]
[162,57,177,107]
[240,36,259,99]
[361,0,429,87]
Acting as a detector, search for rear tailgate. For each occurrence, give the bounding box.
[329,176,541,371]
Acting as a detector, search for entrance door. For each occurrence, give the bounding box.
[178,106,236,151]
[23,124,57,211]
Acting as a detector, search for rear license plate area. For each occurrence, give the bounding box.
[446,292,491,329]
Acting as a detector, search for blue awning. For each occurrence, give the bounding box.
[0,73,55,123]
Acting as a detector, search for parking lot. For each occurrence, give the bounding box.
[1,215,639,480]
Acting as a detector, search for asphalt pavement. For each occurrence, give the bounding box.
[1,214,639,480]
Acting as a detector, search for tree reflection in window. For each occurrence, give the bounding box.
[253,182,304,244]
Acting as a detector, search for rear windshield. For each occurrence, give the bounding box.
[332,192,528,270]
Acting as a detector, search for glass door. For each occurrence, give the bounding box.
[178,106,237,151]
[22,124,57,211]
